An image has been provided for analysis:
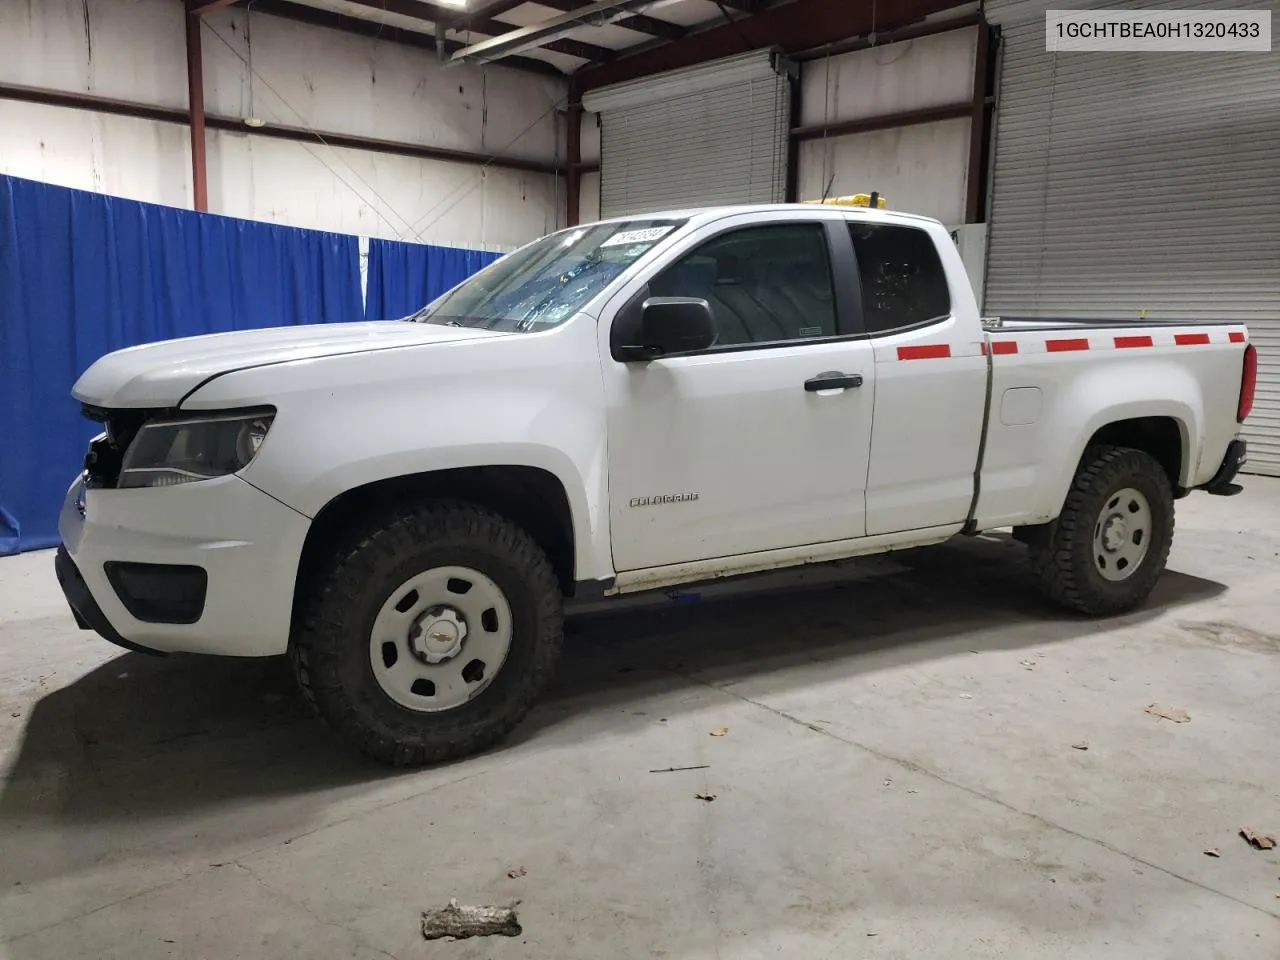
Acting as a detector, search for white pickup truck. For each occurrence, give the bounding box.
[56,202,1255,765]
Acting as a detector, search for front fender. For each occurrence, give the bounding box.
[184,315,614,582]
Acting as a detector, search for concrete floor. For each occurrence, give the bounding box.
[1,485,1279,960]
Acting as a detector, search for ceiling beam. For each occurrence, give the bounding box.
[450,0,527,25]
[188,0,240,12]
[450,0,654,63]
[245,0,563,76]
[342,0,504,30]
[343,0,616,61]
[530,0,687,40]
[578,0,965,90]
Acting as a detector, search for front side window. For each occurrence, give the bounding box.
[411,220,685,332]
[848,223,951,334]
[648,223,838,348]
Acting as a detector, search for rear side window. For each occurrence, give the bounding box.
[848,223,951,334]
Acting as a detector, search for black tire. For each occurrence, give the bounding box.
[1027,445,1174,616]
[291,501,563,766]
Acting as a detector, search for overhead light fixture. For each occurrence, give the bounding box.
[449,0,652,64]
[242,3,268,130]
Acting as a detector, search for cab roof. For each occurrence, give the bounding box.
[587,203,944,230]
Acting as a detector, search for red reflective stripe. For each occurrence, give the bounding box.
[1046,338,1089,352]
[1114,335,1153,348]
[1230,331,1246,343]
[990,340,1018,355]
[1175,333,1211,346]
[897,344,951,360]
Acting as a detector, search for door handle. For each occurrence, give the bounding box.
[804,372,864,393]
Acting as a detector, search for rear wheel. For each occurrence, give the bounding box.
[1028,446,1174,616]
[292,501,563,766]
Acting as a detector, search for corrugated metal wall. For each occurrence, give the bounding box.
[585,52,791,218]
[985,0,1280,473]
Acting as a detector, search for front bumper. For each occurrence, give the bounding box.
[55,547,166,656]
[57,473,311,656]
[1204,439,1247,496]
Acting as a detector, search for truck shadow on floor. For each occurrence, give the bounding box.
[0,535,1224,892]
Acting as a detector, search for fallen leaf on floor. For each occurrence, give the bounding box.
[1145,704,1190,723]
[1071,742,1089,751]
[506,866,527,879]
[1019,659,1037,669]
[907,789,919,794]
[9,713,19,719]
[422,899,522,941]
[882,778,893,787]
[1240,828,1276,850]
[959,693,973,699]
[694,793,716,802]
[710,726,728,737]
[649,764,710,774]
[1204,848,1220,858]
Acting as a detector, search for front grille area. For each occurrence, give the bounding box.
[81,405,157,488]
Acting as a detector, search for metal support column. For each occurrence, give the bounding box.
[185,10,209,212]
[964,17,991,224]
[566,84,583,227]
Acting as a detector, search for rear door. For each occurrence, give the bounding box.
[849,219,989,536]
[600,212,877,572]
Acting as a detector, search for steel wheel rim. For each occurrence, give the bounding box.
[369,565,513,713]
[1092,487,1153,582]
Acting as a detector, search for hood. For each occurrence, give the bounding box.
[72,321,507,409]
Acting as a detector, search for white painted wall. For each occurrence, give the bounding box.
[797,27,977,225]
[579,170,601,223]
[0,99,195,209]
[581,110,601,164]
[0,0,567,248]
[797,119,971,226]
[576,109,601,223]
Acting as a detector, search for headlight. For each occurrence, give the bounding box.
[118,409,275,489]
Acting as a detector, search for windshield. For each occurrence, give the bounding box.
[410,219,686,332]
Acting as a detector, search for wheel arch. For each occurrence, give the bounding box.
[291,465,578,639]
[1045,403,1196,524]
[1081,415,1187,494]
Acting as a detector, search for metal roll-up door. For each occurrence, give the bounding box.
[583,51,793,219]
[985,0,1280,474]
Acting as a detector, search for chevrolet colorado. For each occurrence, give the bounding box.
[55,202,1255,764]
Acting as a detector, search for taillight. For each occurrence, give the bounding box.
[1238,344,1257,422]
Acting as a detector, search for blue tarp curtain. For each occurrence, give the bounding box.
[364,238,501,321]
[0,174,366,555]
[0,177,503,555]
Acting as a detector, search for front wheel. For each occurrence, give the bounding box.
[1027,446,1174,616]
[291,501,563,766]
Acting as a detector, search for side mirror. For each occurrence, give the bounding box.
[619,297,717,360]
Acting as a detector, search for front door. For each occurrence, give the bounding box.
[601,216,877,573]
